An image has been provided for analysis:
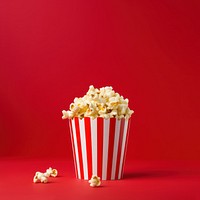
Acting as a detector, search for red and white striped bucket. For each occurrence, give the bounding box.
[68,117,131,180]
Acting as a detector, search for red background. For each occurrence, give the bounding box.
[1,0,200,199]
[1,0,200,160]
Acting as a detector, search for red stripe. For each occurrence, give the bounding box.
[106,118,116,180]
[115,118,125,179]
[120,119,131,179]
[74,117,84,179]
[84,117,92,179]
[69,119,78,178]
[97,117,104,179]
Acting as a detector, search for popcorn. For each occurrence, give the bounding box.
[33,167,58,184]
[98,103,107,114]
[117,104,127,115]
[85,102,98,119]
[44,167,58,178]
[62,110,74,119]
[62,85,134,119]
[107,96,119,109]
[33,172,48,183]
[88,175,101,187]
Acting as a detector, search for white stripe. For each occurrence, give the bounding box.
[90,118,97,176]
[118,119,129,179]
[71,119,81,179]
[102,119,110,180]
[69,121,77,178]
[79,119,88,180]
[111,119,121,180]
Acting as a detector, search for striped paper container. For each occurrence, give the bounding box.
[68,117,131,180]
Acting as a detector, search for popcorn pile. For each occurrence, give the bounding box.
[62,85,134,119]
[33,167,58,183]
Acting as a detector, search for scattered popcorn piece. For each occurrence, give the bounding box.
[33,168,58,184]
[40,175,48,183]
[33,172,48,183]
[33,175,39,183]
[44,167,58,177]
[62,85,134,119]
[88,175,101,187]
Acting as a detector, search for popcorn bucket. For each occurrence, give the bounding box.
[68,117,131,180]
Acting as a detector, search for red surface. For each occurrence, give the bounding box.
[0,158,200,200]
